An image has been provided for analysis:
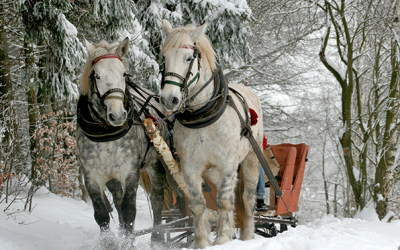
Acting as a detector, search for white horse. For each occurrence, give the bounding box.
[160,20,264,248]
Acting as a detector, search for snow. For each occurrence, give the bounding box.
[353,166,360,182]
[61,14,77,37]
[354,203,380,222]
[1,187,400,250]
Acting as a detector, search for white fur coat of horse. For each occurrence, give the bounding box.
[160,20,263,248]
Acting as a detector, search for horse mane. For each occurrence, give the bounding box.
[80,40,126,96]
[161,24,217,72]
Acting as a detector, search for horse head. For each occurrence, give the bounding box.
[81,38,130,127]
[160,20,216,112]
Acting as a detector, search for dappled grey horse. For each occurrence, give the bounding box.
[76,38,169,246]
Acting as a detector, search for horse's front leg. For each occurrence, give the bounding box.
[84,173,120,249]
[121,171,140,235]
[184,169,210,249]
[213,166,237,245]
[106,179,124,227]
[147,161,167,243]
[84,174,110,231]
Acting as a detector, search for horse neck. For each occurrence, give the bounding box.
[186,65,214,111]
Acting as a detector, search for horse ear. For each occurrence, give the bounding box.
[162,19,173,35]
[117,37,129,58]
[84,39,95,55]
[191,22,208,43]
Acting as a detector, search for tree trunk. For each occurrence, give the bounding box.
[322,134,330,214]
[24,39,40,211]
[0,2,11,100]
[374,8,400,219]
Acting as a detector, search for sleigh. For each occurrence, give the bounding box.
[135,121,309,244]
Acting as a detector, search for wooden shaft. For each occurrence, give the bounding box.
[143,118,189,197]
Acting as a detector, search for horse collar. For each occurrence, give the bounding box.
[175,68,229,129]
[77,87,138,142]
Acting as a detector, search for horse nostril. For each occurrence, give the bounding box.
[122,111,127,121]
[109,113,115,122]
[171,97,179,105]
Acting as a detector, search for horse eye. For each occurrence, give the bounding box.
[186,56,193,62]
[95,73,100,79]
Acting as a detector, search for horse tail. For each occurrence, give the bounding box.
[140,170,173,210]
[140,170,152,193]
[234,165,246,230]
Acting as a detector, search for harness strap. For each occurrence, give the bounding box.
[125,77,175,129]
[164,72,185,82]
[187,67,221,105]
[92,54,122,65]
[227,88,250,137]
[226,94,283,198]
[138,94,155,117]
[227,93,297,219]
[100,88,125,104]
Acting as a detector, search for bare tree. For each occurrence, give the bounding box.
[319,0,400,219]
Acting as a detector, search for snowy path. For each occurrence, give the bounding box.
[1,187,399,250]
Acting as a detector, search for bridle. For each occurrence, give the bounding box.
[161,45,201,93]
[89,54,129,109]
[161,45,202,110]
[87,53,135,128]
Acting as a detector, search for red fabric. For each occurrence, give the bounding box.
[263,134,267,150]
[249,108,258,126]
[145,114,157,125]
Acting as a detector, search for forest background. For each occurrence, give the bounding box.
[0,0,399,223]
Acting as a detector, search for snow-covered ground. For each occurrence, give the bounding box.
[1,187,399,250]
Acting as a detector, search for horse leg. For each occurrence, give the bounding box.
[106,179,124,227]
[239,155,259,240]
[121,171,140,235]
[185,172,210,248]
[213,167,237,245]
[147,162,167,243]
[84,175,110,231]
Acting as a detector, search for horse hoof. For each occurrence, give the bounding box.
[151,231,165,243]
[240,231,255,241]
[100,230,119,250]
[150,240,166,249]
[213,235,231,245]
[120,235,136,250]
[194,238,211,249]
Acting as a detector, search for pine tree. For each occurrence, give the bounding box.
[134,0,252,84]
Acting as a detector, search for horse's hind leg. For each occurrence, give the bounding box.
[214,167,237,245]
[106,179,124,226]
[239,155,259,240]
[147,162,167,243]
